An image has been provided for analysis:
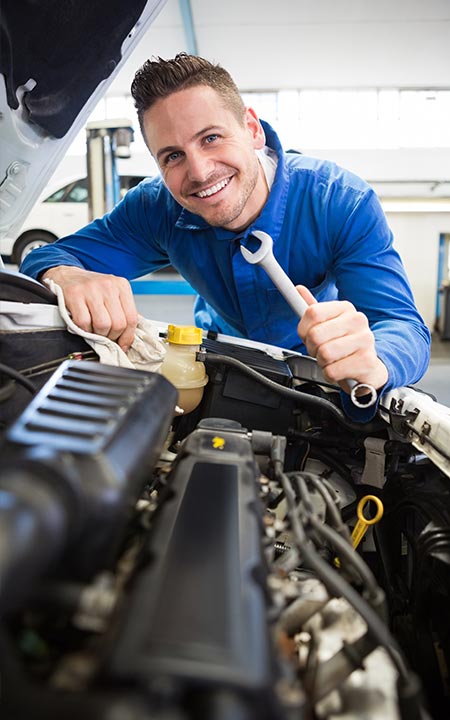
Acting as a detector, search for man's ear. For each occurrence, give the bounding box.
[245,107,266,149]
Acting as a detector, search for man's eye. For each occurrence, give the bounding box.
[165,151,181,164]
[205,134,219,144]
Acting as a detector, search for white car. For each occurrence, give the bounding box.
[1,173,145,265]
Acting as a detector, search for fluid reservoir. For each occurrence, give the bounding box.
[160,325,208,414]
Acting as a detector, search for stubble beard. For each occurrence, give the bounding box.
[191,155,260,230]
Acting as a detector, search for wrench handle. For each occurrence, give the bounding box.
[264,257,377,407]
[242,234,378,409]
[261,253,310,317]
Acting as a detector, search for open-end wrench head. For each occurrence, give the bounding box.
[240,230,273,264]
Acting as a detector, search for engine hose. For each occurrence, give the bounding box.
[202,352,384,434]
[0,469,69,617]
[0,362,36,395]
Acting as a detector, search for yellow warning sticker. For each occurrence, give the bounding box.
[212,436,225,450]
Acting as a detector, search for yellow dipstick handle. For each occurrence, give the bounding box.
[351,494,384,551]
[334,494,384,568]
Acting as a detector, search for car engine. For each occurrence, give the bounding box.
[1,272,449,720]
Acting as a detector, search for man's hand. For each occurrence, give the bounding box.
[296,285,388,394]
[42,266,138,351]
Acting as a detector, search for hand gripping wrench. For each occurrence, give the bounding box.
[240,230,377,409]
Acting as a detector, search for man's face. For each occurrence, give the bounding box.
[143,85,268,232]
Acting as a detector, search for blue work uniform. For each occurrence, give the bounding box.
[21,121,431,420]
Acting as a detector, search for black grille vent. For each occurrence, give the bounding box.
[7,360,156,454]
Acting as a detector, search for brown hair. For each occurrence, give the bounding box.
[131,53,245,134]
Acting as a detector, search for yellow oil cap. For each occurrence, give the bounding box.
[167,324,203,345]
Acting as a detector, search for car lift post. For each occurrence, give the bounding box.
[85,119,134,221]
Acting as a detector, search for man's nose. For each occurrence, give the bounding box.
[185,151,214,182]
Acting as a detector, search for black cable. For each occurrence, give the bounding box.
[0,363,36,395]
[307,514,383,602]
[292,472,382,602]
[305,447,354,483]
[22,351,98,378]
[269,434,414,688]
[293,471,349,538]
[0,379,15,402]
[291,374,340,391]
[320,476,347,511]
[280,466,411,681]
[202,352,384,433]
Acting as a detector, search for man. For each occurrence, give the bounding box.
[21,53,430,420]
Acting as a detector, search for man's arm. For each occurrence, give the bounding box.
[20,181,171,349]
[287,178,430,421]
[317,185,430,399]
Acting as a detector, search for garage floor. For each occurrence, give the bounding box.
[416,332,450,405]
[135,291,196,327]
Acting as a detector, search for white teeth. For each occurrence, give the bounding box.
[195,177,229,198]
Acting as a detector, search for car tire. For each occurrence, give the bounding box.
[13,231,56,266]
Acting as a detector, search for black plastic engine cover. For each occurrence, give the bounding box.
[2,359,178,581]
[107,419,281,713]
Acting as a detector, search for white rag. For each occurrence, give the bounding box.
[45,278,166,372]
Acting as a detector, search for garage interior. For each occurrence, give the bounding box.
[1,2,450,720]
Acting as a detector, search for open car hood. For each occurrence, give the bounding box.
[0,0,167,251]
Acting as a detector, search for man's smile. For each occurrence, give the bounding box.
[191,176,232,199]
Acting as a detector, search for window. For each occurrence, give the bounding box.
[45,186,69,202]
[45,179,88,203]
[241,89,450,150]
[66,180,89,203]
[44,176,145,205]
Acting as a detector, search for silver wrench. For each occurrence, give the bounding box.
[240,230,377,409]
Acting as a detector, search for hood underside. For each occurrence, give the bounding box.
[0,0,166,247]
[1,0,150,138]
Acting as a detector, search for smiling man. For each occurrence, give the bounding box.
[20,53,430,419]
[143,84,268,231]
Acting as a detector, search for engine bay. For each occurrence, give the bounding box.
[1,273,449,720]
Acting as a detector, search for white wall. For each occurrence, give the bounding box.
[384,211,450,329]
[306,148,450,183]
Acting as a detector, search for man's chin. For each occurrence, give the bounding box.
[189,205,241,229]
[179,192,247,228]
